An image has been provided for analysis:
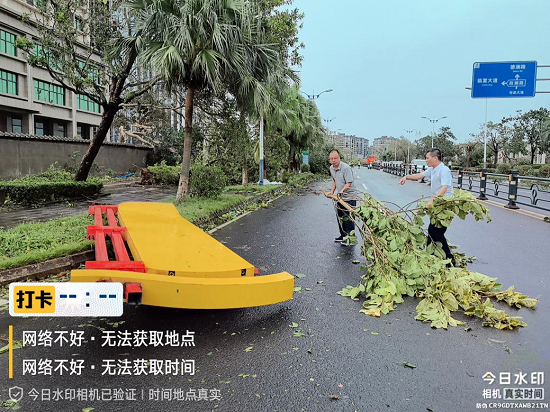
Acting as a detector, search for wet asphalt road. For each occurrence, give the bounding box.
[0,182,175,229]
[1,169,549,412]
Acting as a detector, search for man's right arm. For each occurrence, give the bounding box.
[399,173,424,184]
[325,178,336,197]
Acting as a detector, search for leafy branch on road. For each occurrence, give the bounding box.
[324,189,538,329]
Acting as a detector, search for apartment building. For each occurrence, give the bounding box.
[372,135,397,159]
[0,0,102,139]
[329,132,369,161]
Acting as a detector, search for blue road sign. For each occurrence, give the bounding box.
[471,61,537,98]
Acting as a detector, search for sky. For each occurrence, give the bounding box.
[294,0,550,144]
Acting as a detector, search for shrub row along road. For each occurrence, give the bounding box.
[0,169,548,411]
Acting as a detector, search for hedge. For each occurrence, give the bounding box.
[0,181,103,205]
[540,165,550,178]
[190,164,227,198]
[148,161,180,185]
[496,163,511,174]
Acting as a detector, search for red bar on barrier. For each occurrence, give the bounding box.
[106,208,118,227]
[94,208,103,227]
[94,231,109,262]
[85,205,146,273]
[111,232,130,262]
[86,261,146,272]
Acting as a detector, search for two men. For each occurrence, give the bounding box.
[324,149,356,244]
[399,148,455,265]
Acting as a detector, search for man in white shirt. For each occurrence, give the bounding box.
[399,148,455,265]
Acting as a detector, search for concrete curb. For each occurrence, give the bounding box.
[0,251,94,286]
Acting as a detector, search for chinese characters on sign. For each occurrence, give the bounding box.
[471,61,537,98]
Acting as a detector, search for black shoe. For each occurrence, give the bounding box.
[446,258,456,268]
[334,236,344,243]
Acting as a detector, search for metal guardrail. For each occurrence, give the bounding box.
[456,169,550,212]
[378,164,550,213]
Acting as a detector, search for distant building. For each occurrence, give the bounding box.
[328,132,369,161]
[372,136,398,159]
[0,0,102,139]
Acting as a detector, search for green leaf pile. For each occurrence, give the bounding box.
[337,190,537,329]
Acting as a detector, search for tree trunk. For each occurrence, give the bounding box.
[239,114,248,186]
[242,153,248,186]
[175,86,195,203]
[74,105,119,181]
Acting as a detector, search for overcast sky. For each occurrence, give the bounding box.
[294,0,550,143]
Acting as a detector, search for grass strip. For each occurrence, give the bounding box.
[0,175,316,271]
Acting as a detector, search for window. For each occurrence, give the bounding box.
[12,117,22,133]
[35,120,45,136]
[26,0,46,12]
[75,17,83,31]
[0,29,16,56]
[0,70,17,95]
[57,123,67,138]
[77,94,100,113]
[77,60,100,83]
[34,79,65,105]
[33,44,63,71]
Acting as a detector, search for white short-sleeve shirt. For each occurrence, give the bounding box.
[422,162,453,197]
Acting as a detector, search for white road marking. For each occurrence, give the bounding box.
[362,183,368,190]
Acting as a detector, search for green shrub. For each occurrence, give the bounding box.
[190,164,227,198]
[517,165,532,176]
[287,172,315,188]
[526,168,540,177]
[539,165,550,178]
[0,181,103,205]
[300,163,311,173]
[496,163,511,174]
[486,168,497,173]
[281,171,292,184]
[515,159,531,166]
[0,164,103,205]
[148,161,180,185]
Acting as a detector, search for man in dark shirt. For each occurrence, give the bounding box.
[324,149,356,244]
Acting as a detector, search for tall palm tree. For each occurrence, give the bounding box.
[130,0,279,202]
[267,85,324,171]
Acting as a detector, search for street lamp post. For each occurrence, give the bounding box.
[259,114,265,186]
[301,89,333,100]
[404,129,417,164]
[421,116,447,148]
[323,117,336,127]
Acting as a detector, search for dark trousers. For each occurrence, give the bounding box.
[336,199,356,237]
[427,223,455,264]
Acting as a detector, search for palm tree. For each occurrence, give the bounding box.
[130,0,279,202]
[267,85,324,171]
